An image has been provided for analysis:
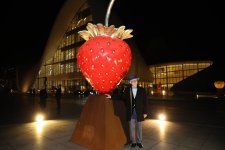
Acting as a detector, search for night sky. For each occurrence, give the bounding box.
[0,0,225,67]
[0,0,65,66]
[113,0,225,65]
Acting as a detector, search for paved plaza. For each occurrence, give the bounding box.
[0,96,225,150]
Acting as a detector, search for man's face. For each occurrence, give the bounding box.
[130,79,138,87]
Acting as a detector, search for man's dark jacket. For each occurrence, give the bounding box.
[112,85,148,122]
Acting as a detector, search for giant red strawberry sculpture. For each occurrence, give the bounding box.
[77,23,133,94]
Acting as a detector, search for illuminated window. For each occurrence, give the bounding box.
[150,61,212,93]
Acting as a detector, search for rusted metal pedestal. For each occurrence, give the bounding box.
[70,94,129,150]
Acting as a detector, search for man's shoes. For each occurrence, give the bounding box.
[137,143,144,148]
[131,143,136,148]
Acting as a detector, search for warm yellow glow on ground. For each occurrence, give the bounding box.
[36,122,44,134]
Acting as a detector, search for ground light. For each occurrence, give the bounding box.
[158,113,166,121]
[35,113,46,134]
[157,114,166,139]
[35,113,45,122]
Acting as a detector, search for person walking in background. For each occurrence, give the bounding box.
[39,87,47,111]
[105,75,148,148]
[32,88,36,97]
[55,84,62,114]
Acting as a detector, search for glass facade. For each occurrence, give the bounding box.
[149,61,213,95]
[34,2,92,94]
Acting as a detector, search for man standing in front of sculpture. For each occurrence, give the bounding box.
[106,75,148,148]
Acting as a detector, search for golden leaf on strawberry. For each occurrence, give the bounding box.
[78,23,133,40]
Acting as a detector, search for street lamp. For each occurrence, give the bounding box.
[214,81,224,99]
